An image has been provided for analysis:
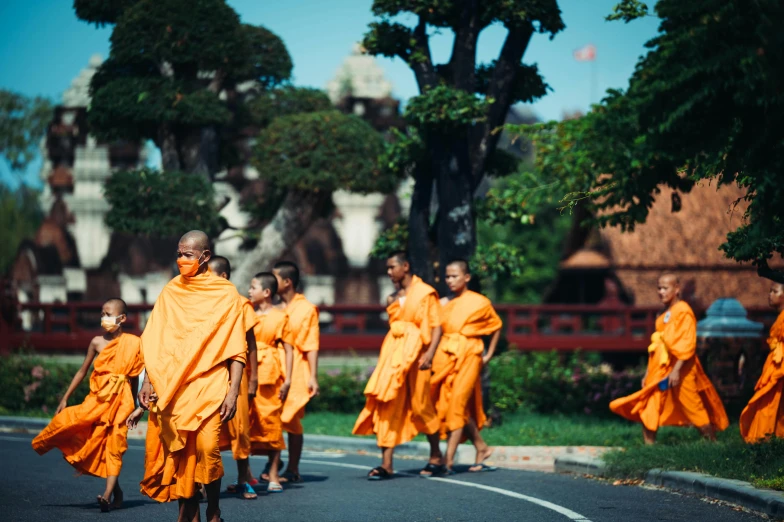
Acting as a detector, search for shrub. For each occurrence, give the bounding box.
[307,367,368,414]
[0,355,89,415]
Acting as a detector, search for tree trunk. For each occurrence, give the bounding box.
[157,124,181,172]
[231,189,329,291]
[433,131,476,289]
[180,127,219,180]
[408,163,435,282]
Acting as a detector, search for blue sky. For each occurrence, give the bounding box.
[0,0,660,188]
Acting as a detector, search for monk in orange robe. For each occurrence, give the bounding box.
[353,251,444,479]
[740,282,784,442]
[33,298,143,512]
[273,261,319,483]
[610,273,729,444]
[431,260,502,473]
[208,256,260,500]
[247,271,294,492]
[134,230,249,522]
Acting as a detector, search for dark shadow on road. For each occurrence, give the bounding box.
[42,499,155,510]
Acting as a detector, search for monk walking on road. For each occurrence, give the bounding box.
[136,230,250,522]
[209,256,260,500]
[273,261,319,483]
[33,298,143,512]
[740,282,784,442]
[248,272,294,492]
[432,260,502,474]
[610,273,728,444]
[353,251,444,479]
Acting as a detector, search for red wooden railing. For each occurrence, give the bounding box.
[0,302,778,355]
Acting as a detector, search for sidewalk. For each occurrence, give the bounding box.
[555,454,784,518]
[0,415,610,472]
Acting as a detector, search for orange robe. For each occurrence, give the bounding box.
[280,294,319,435]
[249,308,290,452]
[740,310,784,442]
[139,270,248,502]
[32,333,143,477]
[219,298,259,460]
[610,301,729,432]
[353,275,441,447]
[431,291,502,437]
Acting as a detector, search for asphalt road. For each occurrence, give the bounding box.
[1,433,765,522]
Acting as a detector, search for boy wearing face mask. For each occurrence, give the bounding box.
[32,298,144,512]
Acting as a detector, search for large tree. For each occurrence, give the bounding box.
[0,90,52,174]
[363,0,563,281]
[510,0,784,283]
[76,0,398,278]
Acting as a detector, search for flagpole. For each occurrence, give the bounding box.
[590,59,597,107]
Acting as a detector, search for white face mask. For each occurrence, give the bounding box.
[101,316,122,332]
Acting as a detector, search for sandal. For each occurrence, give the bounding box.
[279,471,302,484]
[419,462,445,477]
[238,482,257,500]
[97,495,110,513]
[267,482,283,493]
[367,466,392,481]
[225,482,240,493]
[468,463,498,473]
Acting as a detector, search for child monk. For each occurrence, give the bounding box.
[740,282,784,442]
[610,273,729,444]
[247,272,294,492]
[431,260,502,473]
[32,298,143,512]
[209,256,260,500]
[273,261,319,483]
[353,251,443,480]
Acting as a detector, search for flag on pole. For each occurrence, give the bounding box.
[573,44,596,62]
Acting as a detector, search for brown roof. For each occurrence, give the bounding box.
[560,249,611,269]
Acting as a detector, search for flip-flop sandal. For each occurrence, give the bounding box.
[267,482,284,493]
[225,482,240,493]
[419,463,445,477]
[97,495,110,513]
[247,478,260,487]
[279,471,302,483]
[468,463,498,473]
[238,482,257,500]
[367,466,392,481]
[261,460,285,482]
[444,468,457,476]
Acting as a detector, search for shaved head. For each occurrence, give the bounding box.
[179,230,210,251]
[659,272,680,285]
[273,261,300,289]
[254,272,279,295]
[388,251,409,266]
[104,297,127,316]
[447,259,470,275]
[209,255,231,280]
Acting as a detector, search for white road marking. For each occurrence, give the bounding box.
[300,459,594,522]
[0,435,32,442]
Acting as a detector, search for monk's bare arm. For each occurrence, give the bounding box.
[420,325,442,370]
[129,376,139,407]
[280,342,294,400]
[483,329,502,365]
[220,359,244,422]
[57,337,99,414]
[246,330,258,398]
[306,350,319,397]
[138,371,152,409]
[669,358,687,387]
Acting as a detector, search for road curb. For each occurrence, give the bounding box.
[554,453,784,518]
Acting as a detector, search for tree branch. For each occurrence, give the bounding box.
[757,259,784,285]
[469,24,534,190]
[411,17,437,91]
[449,0,481,91]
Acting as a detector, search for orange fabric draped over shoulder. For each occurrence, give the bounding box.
[610,301,728,432]
[280,294,319,435]
[32,333,143,477]
[249,308,290,452]
[219,298,259,460]
[740,311,784,443]
[431,291,502,437]
[353,276,442,447]
[139,270,248,502]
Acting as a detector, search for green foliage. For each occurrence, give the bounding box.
[370,218,409,260]
[104,168,225,237]
[604,431,784,490]
[404,85,490,132]
[606,0,650,22]
[512,0,784,275]
[231,24,293,87]
[0,185,43,275]
[73,0,140,26]
[0,355,90,415]
[0,90,53,172]
[470,243,525,283]
[487,351,644,417]
[307,368,368,414]
[247,86,332,129]
[253,111,394,194]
